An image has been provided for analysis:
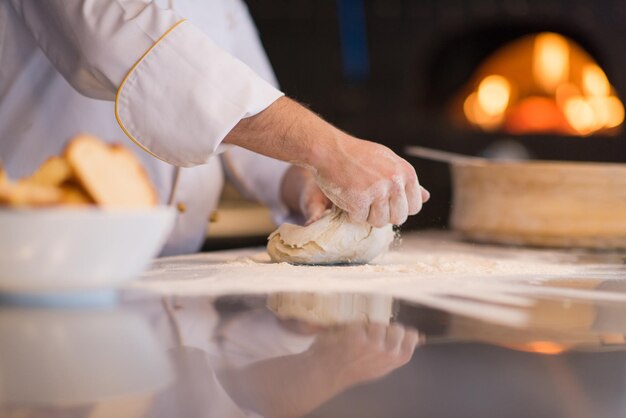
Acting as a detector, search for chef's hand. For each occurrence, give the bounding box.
[281,165,332,224]
[312,135,430,227]
[225,97,429,227]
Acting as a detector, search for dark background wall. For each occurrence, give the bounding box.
[246,0,626,230]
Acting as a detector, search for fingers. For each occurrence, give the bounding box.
[348,202,370,224]
[304,195,331,225]
[305,205,326,225]
[385,323,406,355]
[376,176,430,226]
[301,181,333,225]
[367,198,390,228]
[365,177,410,227]
[359,180,426,227]
[401,329,420,359]
[367,323,387,349]
[389,179,409,225]
[420,186,430,203]
[313,138,430,226]
[405,176,423,216]
[368,323,420,363]
[345,322,368,342]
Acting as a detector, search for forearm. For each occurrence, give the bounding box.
[224,96,427,226]
[223,97,340,169]
[219,352,348,418]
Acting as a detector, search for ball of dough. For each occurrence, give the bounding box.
[267,207,395,265]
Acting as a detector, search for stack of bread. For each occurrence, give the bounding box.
[0,134,157,209]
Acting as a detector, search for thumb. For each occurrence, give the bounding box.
[303,189,332,225]
[304,200,330,225]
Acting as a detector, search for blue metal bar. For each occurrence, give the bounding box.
[337,0,370,82]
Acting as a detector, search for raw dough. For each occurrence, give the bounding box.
[267,207,395,265]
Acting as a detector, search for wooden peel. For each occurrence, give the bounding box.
[404,146,488,165]
[406,145,626,249]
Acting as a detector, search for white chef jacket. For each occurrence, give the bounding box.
[0,0,290,255]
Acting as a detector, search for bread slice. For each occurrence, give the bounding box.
[64,135,158,208]
[0,160,66,207]
[21,156,73,187]
[0,163,7,184]
[59,184,94,206]
[0,182,63,207]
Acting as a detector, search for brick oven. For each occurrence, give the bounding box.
[247,0,626,229]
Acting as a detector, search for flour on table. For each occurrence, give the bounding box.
[135,232,626,328]
[267,207,395,265]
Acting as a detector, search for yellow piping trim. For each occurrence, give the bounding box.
[115,19,187,161]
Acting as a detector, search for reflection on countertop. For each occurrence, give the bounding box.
[4,232,626,417]
[2,274,626,417]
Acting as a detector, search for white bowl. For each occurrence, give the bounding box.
[0,207,175,293]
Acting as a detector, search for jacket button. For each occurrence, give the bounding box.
[177,202,187,213]
[209,211,219,223]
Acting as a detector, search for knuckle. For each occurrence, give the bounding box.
[389,177,404,194]
[402,160,417,176]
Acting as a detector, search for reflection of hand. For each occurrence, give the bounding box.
[310,322,420,390]
[219,321,420,418]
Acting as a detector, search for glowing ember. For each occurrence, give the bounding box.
[563,97,598,135]
[477,75,511,117]
[516,341,567,355]
[459,32,624,136]
[582,64,610,97]
[504,96,570,135]
[533,33,570,93]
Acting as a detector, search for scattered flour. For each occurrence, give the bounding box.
[134,232,626,326]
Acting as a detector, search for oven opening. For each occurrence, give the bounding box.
[449,32,624,137]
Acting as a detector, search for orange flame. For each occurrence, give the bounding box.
[462,32,624,135]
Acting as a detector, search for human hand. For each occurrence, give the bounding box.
[224,97,428,227]
[311,134,430,227]
[308,322,421,390]
[281,165,332,225]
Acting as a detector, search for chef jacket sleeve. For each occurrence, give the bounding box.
[216,0,293,226]
[8,0,284,167]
